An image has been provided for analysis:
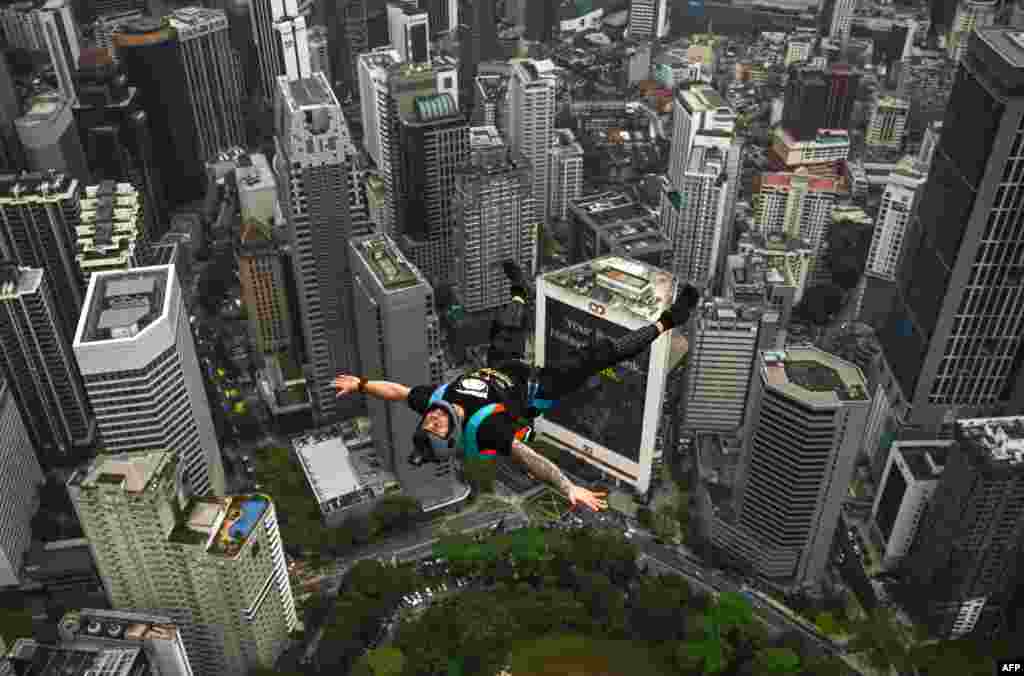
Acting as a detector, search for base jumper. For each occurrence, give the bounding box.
[335,262,701,512]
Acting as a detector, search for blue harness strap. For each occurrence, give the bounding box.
[527,381,555,411]
[428,383,449,405]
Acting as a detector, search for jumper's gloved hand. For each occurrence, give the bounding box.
[659,283,701,331]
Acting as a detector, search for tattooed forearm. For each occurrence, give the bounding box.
[511,440,573,497]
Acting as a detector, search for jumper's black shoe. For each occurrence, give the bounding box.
[659,283,702,331]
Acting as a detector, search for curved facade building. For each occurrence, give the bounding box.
[114,18,203,208]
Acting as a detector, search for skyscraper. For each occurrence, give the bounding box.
[114,17,205,207]
[358,47,402,171]
[548,128,583,222]
[454,126,531,312]
[754,171,843,251]
[660,83,740,290]
[348,234,470,509]
[457,0,498,114]
[903,416,1024,638]
[731,347,869,588]
[0,262,93,461]
[0,172,84,342]
[67,449,297,676]
[327,0,368,97]
[73,47,168,241]
[864,158,926,281]
[15,95,90,181]
[628,0,668,40]
[828,0,855,45]
[168,7,246,165]
[782,65,859,142]
[73,265,226,497]
[0,375,44,587]
[875,28,1024,435]
[273,73,360,424]
[307,24,331,82]
[508,59,556,258]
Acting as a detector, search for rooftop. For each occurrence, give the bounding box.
[285,73,336,109]
[414,93,458,122]
[71,450,172,493]
[761,346,869,403]
[958,416,1024,465]
[896,443,950,481]
[292,428,396,506]
[352,235,421,291]
[0,263,42,299]
[79,267,169,343]
[0,171,75,202]
[8,641,143,676]
[541,255,675,322]
[60,609,180,645]
[678,83,730,113]
[571,191,652,226]
[982,29,1024,70]
[168,495,270,556]
[470,125,505,151]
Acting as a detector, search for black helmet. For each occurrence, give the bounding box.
[409,401,463,465]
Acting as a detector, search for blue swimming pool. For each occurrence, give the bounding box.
[228,498,267,539]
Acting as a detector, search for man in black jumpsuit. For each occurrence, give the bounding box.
[336,263,700,511]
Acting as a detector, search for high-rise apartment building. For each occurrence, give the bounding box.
[548,128,583,222]
[473,72,510,130]
[628,0,668,40]
[0,172,84,343]
[74,48,167,241]
[948,0,998,63]
[76,181,145,281]
[918,120,942,168]
[755,171,843,251]
[904,417,1024,638]
[56,609,196,676]
[864,158,926,281]
[454,126,531,312]
[388,1,430,63]
[0,376,44,587]
[683,299,778,435]
[275,13,311,81]
[875,28,1024,435]
[15,95,90,181]
[769,127,850,172]
[508,59,556,241]
[73,265,226,497]
[348,234,471,509]
[168,8,246,165]
[866,95,909,150]
[250,0,309,103]
[870,439,950,571]
[660,83,740,289]
[730,347,869,588]
[785,39,812,67]
[114,18,205,207]
[273,73,360,424]
[67,449,297,676]
[0,262,93,461]
[238,219,292,354]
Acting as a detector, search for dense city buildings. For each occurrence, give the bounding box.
[348,235,468,509]
[0,376,43,587]
[15,94,89,181]
[628,0,668,41]
[274,73,361,424]
[569,190,671,269]
[875,28,1024,435]
[36,0,80,105]
[457,0,499,114]
[54,609,196,676]
[948,0,998,63]
[238,219,292,355]
[67,449,297,676]
[73,266,226,497]
[454,126,531,312]
[903,417,1024,638]
[866,96,910,151]
[547,129,583,222]
[754,170,843,252]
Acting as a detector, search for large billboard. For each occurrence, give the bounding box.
[542,297,650,464]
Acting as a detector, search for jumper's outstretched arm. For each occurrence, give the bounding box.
[510,439,608,511]
[334,374,410,402]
